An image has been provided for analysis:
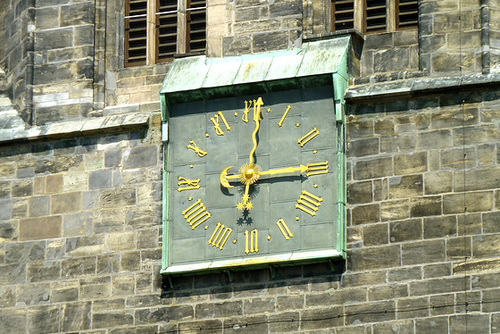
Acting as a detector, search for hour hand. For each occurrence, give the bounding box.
[220,166,241,189]
[259,161,329,177]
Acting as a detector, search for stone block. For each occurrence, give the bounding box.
[301,306,344,329]
[61,302,92,332]
[415,316,448,333]
[105,231,136,251]
[389,218,422,242]
[354,157,393,180]
[381,199,410,221]
[424,171,452,194]
[409,276,470,296]
[347,116,374,139]
[394,152,427,175]
[364,33,393,50]
[0,309,27,333]
[123,146,157,169]
[363,223,388,246]
[51,191,82,214]
[423,215,457,239]
[243,297,276,314]
[19,215,62,241]
[51,281,79,303]
[269,0,302,16]
[27,260,61,282]
[351,203,380,225]
[368,284,408,301]
[269,312,300,333]
[443,191,493,214]
[92,311,134,329]
[35,6,60,30]
[5,241,45,263]
[62,256,96,277]
[178,320,223,334]
[136,305,194,324]
[345,301,395,325]
[454,166,500,192]
[74,25,94,46]
[35,28,73,51]
[388,266,422,282]
[100,188,137,208]
[105,148,122,167]
[483,211,500,233]
[348,245,400,271]
[402,239,445,265]
[347,138,379,158]
[28,196,50,217]
[112,275,135,296]
[410,195,442,217]
[12,179,33,197]
[0,221,17,244]
[0,198,13,220]
[473,234,500,258]
[121,251,140,271]
[252,31,289,53]
[16,282,50,306]
[46,174,63,193]
[89,168,113,189]
[374,48,410,73]
[389,174,423,199]
[417,129,452,149]
[374,118,395,135]
[60,2,94,27]
[348,181,373,204]
[450,314,490,333]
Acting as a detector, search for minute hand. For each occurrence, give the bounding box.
[258,161,329,177]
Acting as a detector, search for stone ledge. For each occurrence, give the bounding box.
[346,72,500,102]
[0,112,150,144]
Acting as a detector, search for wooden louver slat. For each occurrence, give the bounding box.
[125,0,147,66]
[331,0,354,31]
[366,0,387,32]
[188,0,206,53]
[157,0,178,61]
[397,0,418,29]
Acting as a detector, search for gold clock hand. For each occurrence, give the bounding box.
[258,161,329,177]
[248,97,263,165]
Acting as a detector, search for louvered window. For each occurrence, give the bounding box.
[365,0,387,32]
[330,0,417,34]
[125,0,206,67]
[397,0,418,29]
[331,0,355,31]
[125,0,147,66]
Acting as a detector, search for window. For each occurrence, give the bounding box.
[125,0,206,67]
[331,0,417,34]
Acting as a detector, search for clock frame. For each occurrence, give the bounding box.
[160,37,351,276]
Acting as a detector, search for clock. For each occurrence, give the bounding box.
[163,86,343,274]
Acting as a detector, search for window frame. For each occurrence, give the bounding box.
[124,0,206,67]
[330,0,418,35]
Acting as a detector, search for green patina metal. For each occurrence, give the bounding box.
[160,36,351,275]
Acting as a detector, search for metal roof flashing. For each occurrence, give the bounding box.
[160,36,352,105]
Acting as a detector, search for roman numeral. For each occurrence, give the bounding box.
[278,105,291,127]
[177,176,201,192]
[276,219,293,240]
[305,161,329,177]
[245,229,259,254]
[182,199,211,230]
[208,222,232,250]
[295,190,323,216]
[210,111,231,136]
[298,127,319,147]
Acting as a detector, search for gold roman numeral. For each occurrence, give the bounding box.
[276,219,293,240]
[187,140,207,157]
[295,190,323,216]
[278,105,291,127]
[182,199,211,229]
[177,176,201,192]
[208,222,232,250]
[245,229,259,254]
[298,127,319,147]
[305,161,329,176]
[210,111,231,136]
[242,100,252,123]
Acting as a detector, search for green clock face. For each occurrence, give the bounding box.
[165,87,340,272]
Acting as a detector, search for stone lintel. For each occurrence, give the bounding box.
[0,111,151,144]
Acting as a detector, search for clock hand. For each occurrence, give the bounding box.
[258,161,329,177]
[248,97,263,165]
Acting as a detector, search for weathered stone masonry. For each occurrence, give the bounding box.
[0,0,500,333]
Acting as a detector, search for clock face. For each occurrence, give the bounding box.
[166,86,340,271]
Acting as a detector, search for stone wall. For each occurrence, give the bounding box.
[1,0,500,333]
